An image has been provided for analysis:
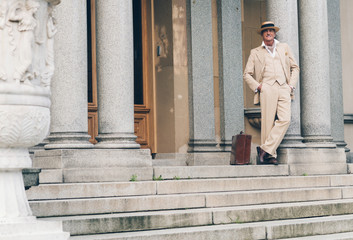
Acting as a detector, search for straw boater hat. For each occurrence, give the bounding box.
[257,21,280,34]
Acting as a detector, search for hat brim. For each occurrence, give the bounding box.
[257,26,280,34]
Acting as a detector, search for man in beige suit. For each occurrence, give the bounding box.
[243,21,299,165]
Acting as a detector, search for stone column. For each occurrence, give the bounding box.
[45,0,93,149]
[266,0,304,148]
[95,0,139,149]
[217,0,244,151]
[299,0,334,147]
[278,0,346,175]
[327,0,347,150]
[186,0,218,152]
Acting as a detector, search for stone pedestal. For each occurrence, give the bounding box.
[0,0,69,238]
[186,152,231,166]
[33,149,153,182]
[278,148,347,175]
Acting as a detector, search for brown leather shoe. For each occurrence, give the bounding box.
[266,157,278,165]
[257,146,268,164]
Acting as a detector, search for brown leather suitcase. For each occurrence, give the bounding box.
[230,131,252,165]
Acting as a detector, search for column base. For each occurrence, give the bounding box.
[220,140,232,152]
[188,139,220,152]
[45,132,93,149]
[1,219,69,240]
[95,133,140,149]
[280,135,306,148]
[302,136,337,148]
[334,140,348,149]
[278,147,347,175]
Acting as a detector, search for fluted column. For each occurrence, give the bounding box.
[186,0,218,152]
[327,0,347,150]
[45,0,93,149]
[217,0,244,151]
[298,0,335,147]
[266,0,304,147]
[95,0,139,148]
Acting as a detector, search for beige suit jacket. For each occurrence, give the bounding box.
[243,42,300,105]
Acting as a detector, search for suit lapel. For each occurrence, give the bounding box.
[255,46,266,66]
[276,44,289,79]
[255,46,266,77]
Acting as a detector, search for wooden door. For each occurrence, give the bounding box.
[87,0,98,144]
[133,0,155,152]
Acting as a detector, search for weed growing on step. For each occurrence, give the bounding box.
[173,176,180,180]
[153,175,163,181]
[234,216,243,224]
[130,174,138,181]
[228,216,243,224]
[302,173,308,176]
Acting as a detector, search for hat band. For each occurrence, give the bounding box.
[261,23,275,29]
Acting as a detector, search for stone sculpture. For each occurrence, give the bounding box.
[0,0,69,238]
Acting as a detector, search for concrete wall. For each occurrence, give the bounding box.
[154,0,176,153]
[154,0,189,153]
[172,0,189,153]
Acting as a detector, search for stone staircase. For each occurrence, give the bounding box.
[25,166,353,240]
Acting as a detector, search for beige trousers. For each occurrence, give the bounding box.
[260,82,291,158]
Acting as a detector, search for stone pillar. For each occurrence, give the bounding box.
[299,0,333,147]
[217,0,244,151]
[266,0,304,148]
[327,0,347,150]
[186,0,218,152]
[45,0,93,149]
[278,0,346,175]
[95,0,139,149]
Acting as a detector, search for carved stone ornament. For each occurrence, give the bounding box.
[0,0,69,238]
[244,108,261,129]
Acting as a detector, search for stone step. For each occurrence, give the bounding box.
[39,169,63,183]
[35,164,292,183]
[30,186,349,217]
[264,214,353,239]
[69,223,265,240]
[27,181,157,200]
[69,214,353,240]
[43,199,353,236]
[27,175,353,200]
[153,165,289,179]
[62,167,154,183]
[283,232,353,239]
